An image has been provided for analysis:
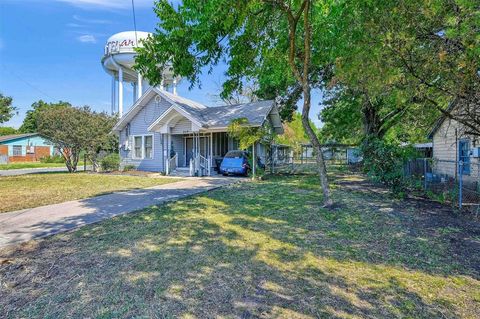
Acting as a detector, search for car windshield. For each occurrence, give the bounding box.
[224,151,245,159]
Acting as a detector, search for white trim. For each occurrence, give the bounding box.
[148,104,203,132]
[131,134,154,160]
[148,105,175,132]
[112,87,157,132]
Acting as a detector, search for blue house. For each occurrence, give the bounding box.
[0,133,55,163]
[112,88,284,176]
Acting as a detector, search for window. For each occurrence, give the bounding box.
[12,145,22,156]
[459,139,470,175]
[134,136,142,158]
[132,135,153,159]
[144,136,153,159]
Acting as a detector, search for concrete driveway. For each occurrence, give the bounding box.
[0,177,242,248]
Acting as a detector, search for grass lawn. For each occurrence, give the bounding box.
[1,173,479,318]
[0,162,86,170]
[0,173,181,213]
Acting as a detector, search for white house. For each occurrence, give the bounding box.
[428,102,479,185]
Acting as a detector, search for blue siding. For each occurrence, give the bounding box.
[171,135,185,167]
[119,96,173,172]
[0,135,54,156]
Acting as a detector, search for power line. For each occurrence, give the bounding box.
[1,64,60,101]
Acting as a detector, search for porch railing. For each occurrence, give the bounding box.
[199,155,211,176]
[188,155,211,177]
[166,153,177,175]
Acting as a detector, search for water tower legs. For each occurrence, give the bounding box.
[137,73,143,98]
[111,75,116,115]
[118,68,124,117]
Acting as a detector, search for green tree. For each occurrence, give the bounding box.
[276,112,312,155]
[20,100,71,133]
[0,93,16,124]
[136,0,333,205]
[324,0,479,138]
[83,112,118,172]
[0,127,17,136]
[319,90,363,144]
[37,105,116,173]
[227,117,274,179]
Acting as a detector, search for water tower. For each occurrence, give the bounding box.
[101,31,178,117]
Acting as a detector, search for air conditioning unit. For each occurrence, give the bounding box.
[471,147,480,158]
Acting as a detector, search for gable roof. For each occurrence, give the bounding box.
[113,88,283,134]
[0,133,38,143]
[427,100,457,139]
[112,87,207,132]
[201,100,275,127]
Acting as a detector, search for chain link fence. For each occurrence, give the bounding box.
[259,154,353,176]
[261,154,479,213]
[404,159,480,212]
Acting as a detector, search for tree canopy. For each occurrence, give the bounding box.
[0,93,16,124]
[20,100,72,133]
[37,105,116,172]
[276,112,313,154]
[0,127,17,136]
[319,0,479,140]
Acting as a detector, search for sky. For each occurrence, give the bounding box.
[0,0,324,129]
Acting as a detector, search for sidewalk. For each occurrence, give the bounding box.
[0,177,240,247]
[0,166,92,176]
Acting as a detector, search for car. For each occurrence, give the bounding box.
[219,150,250,176]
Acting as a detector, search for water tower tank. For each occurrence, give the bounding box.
[101,31,178,116]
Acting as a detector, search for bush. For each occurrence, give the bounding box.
[123,164,136,172]
[100,153,120,172]
[360,136,417,193]
[40,155,65,163]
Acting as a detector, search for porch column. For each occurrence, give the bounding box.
[210,132,213,175]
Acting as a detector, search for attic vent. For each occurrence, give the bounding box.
[155,95,162,105]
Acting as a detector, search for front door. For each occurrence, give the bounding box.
[185,137,193,166]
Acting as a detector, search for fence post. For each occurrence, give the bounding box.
[459,161,463,210]
[423,158,427,191]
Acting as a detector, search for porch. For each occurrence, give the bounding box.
[164,131,237,177]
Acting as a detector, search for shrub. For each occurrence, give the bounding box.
[100,153,120,172]
[123,164,136,172]
[40,155,65,163]
[360,136,417,193]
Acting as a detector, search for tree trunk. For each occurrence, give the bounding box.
[71,151,79,173]
[273,0,333,205]
[362,104,382,137]
[62,148,74,173]
[302,86,333,206]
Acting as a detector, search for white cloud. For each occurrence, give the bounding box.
[56,0,154,10]
[77,34,97,43]
[72,14,112,24]
[66,22,84,28]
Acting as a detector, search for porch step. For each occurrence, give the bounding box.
[168,167,219,177]
[168,167,191,177]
